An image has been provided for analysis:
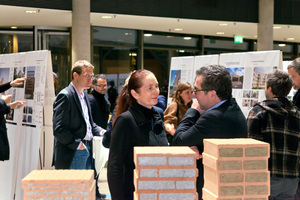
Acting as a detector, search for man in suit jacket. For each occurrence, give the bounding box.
[53,60,106,199]
[89,74,110,129]
[172,65,247,200]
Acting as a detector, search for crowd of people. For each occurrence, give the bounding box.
[1,58,298,200]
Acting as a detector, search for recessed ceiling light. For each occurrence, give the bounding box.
[273,26,282,29]
[144,33,152,37]
[216,32,224,35]
[174,28,183,31]
[183,37,192,40]
[11,27,18,29]
[278,44,286,47]
[219,23,228,26]
[102,16,112,19]
[166,36,174,38]
[25,10,37,14]
[285,38,295,41]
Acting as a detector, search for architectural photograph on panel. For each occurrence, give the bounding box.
[169,70,181,97]
[227,67,244,89]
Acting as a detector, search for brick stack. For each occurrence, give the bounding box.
[134,146,198,200]
[22,170,95,200]
[202,138,270,200]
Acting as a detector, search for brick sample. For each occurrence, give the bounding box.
[134,146,198,200]
[202,138,270,200]
[22,169,95,200]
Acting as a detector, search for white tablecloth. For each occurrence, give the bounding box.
[93,136,109,175]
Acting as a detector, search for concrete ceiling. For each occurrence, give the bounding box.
[0,5,299,43]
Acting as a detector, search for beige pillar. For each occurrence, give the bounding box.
[72,0,91,65]
[257,0,274,51]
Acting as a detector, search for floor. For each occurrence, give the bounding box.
[98,167,111,199]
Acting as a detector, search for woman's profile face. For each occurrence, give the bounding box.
[179,88,193,105]
[132,74,159,109]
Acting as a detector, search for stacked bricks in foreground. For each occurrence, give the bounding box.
[22,169,95,200]
[202,138,270,200]
[134,146,198,200]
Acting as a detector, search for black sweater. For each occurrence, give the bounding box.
[107,101,168,200]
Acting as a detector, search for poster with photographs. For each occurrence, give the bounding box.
[219,50,282,117]
[0,50,54,200]
[168,56,195,105]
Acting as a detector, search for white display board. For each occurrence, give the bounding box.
[167,56,195,105]
[0,50,54,200]
[219,50,282,117]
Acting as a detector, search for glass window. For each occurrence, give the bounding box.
[144,34,198,48]
[273,43,293,53]
[93,27,137,46]
[0,32,33,54]
[204,38,249,50]
[93,46,137,74]
[144,49,197,87]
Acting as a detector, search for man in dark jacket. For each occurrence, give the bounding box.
[0,78,26,161]
[248,70,300,200]
[89,74,110,129]
[172,65,247,199]
[52,60,106,200]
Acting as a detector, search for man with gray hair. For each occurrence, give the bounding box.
[172,65,247,199]
[248,70,300,200]
[53,60,106,200]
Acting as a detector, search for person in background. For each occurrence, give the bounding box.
[52,60,106,200]
[107,70,168,200]
[248,70,300,200]
[287,58,300,200]
[107,80,118,113]
[89,74,110,129]
[172,65,247,199]
[155,94,166,111]
[0,77,26,161]
[164,82,193,142]
[288,58,300,109]
[53,72,59,95]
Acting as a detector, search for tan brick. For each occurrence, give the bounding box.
[203,188,243,200]
[245,172,269,182]
[219,148,243,157]
[243,160,267,170]
[245,185,269,195]
[203,138,269,158]
[220,173,243,183]
[245,147,268,157]
[220,186,243,196]
[219,160,242,170]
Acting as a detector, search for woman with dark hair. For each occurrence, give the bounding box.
[164,82,193,141]
[107,69,168,200]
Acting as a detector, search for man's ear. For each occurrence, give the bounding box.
[267,86,273,94]
[131,89,139,99]
[73,72,78,79]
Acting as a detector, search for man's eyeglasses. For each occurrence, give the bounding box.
[193,88,207,94]
[95,84,107,88]
[82,74,94,79]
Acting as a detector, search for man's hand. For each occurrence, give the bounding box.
[10,77,26,87]
[189,146,202,160]
[9,101,26,109]
[191,99,206,115]
[165,123,176,136]
[1,95,12,104]
[78,143,86,150]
